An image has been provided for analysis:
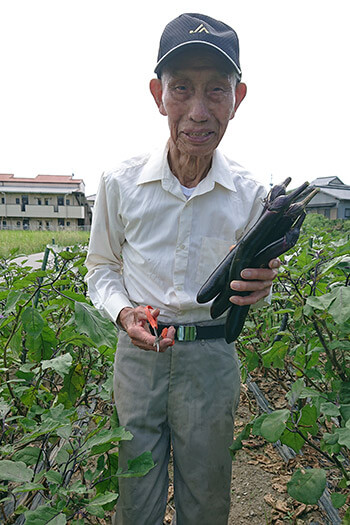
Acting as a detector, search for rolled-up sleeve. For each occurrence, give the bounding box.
[85,173,133,323]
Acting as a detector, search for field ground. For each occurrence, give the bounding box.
[0,230,90,257]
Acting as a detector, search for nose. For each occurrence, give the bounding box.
[188,94,210,123]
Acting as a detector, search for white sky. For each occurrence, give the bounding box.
[1,0,349,196]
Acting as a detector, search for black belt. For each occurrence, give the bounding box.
[158,323,225,342]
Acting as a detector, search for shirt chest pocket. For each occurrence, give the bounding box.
[195,236,232,286]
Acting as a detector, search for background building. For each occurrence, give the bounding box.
[0,174,92,230]
[306,177,350,219]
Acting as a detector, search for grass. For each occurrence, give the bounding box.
[0,230,90,258]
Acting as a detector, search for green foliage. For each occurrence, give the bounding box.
[233,215,350,509]
[0,244,154,523]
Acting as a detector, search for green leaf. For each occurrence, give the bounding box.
[75,301,117,349]
[286,378,305,406]
[260,409,290,442]
[328,287,350,324]
[334,427,350,449]
[88,491,119,507]
[306,287,350,324]
[320,402,341,418]
[12,446,42,465]
[261,341,288,369]
[251,413,269,436]
[4,289,24,314]
[0,460,33,482]
[41,353,73,378]
[280,429,305,452]
[27,325,56,362]
[287,468,326,504]
[340,404,350,423]
[57,250,77,260]
[86,426,133,452]
[331,492,347,509]
[25,505,66,525]
[21,419,66,444]
[118,451,155,478]
[12,482,46,494]
[95,452,119,495]
[22,307,45,337]
[61,363,85,406]
[46,471,63,484]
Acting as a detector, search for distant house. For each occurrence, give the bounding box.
[86,194,96,213]
[306,176,350,219]
[0,174,92,230]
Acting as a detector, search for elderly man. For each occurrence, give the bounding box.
[86,13,280,525]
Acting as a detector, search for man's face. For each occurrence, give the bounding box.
[150,50,246,159]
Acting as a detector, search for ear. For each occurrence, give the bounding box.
[230,82,247,120]
[150,78,167,116]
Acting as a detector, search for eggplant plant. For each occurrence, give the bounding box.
[231,214,350,517]
[0,246,154,524]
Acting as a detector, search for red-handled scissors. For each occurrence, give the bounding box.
[144,306,174,351]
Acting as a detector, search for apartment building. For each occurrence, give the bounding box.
[0,174,92,230]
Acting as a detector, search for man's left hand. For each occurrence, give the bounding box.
[229,258,281,306]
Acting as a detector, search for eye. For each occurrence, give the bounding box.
[174,85,187,92]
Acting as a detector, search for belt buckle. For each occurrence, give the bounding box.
[177,325,197,342]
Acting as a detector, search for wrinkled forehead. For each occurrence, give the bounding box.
[160,47,236,77]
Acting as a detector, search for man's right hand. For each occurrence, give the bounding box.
[117,306,175,353]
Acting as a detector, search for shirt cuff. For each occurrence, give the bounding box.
[103,294,134,325]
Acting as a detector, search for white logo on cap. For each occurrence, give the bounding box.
[189,24,209,34]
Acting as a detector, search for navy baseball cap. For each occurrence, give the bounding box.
[155,13,242,79]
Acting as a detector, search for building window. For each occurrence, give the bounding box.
[1,197,4,204]
[345,208,350,217]
[45,199,49,205]
[16,198,20,204]
[66,199,70,205]
[2,220,7,227]
[37,198,42,205]
[66,221,70,227]
[16,221,21,227]
[57,197,64,206]
[58,218,65,227]
[46,221,50,230]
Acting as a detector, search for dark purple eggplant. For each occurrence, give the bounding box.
[197,180,307,304]
[225,304,250,344]
[211,212,306,320]
[196,244,238,304]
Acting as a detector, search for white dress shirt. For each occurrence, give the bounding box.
[85,145,267,325]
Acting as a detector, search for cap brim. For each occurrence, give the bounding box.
[154,41,241,78]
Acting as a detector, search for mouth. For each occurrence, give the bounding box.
[182,131,214,143]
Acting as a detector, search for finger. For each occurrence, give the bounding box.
[159,325,176,350]
[128,325,156,348]
[268,258,281,270]
[229,287,271,306]
[240,268,278,281]
[230,279,272,293]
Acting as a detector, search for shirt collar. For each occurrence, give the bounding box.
[137,143,237,193]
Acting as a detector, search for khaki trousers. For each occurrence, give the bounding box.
[113,329,241,525]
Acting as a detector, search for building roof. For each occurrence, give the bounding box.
[310,176,344,187]
[0,174,83,184]
[315,188,350,201]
